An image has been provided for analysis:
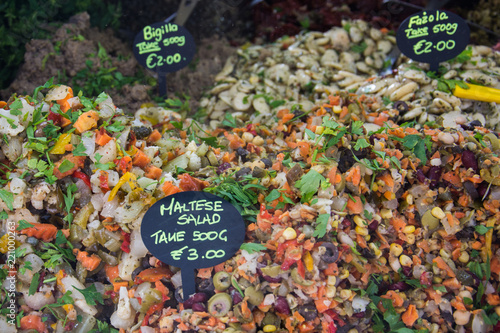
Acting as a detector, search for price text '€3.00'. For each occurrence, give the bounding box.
[150,197,228,261]
[135,23,186,69]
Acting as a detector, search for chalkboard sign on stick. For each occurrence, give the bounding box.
[396,10,470,72]
[141,192,245,300]
[133,22,196,96]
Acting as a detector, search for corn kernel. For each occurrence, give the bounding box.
[380,208,393,219]
[371,183,379,191]
[406,234,416,245]
[353,215,366,227]
[315,126,324,135]
[326,285,336,298]
[283,227,297,240]
[403,225,415,234]
[339,269,349,279]
[347,329,359,333]
[433,276,443,284]
[406,193,414,205]
[431,207,445,219]
[458,251,470,263]
[390,243,403,257]
[263,325,277,332]
[439,248,451,260]
[495,306,500,317]
[339,289,352,300]
[355,226,369,236]
[327,275,337,286]
[399,254,412,267]
[379,257,387,265]
[333,105,342,114]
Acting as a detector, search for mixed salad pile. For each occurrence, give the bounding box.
[0,79,499,333]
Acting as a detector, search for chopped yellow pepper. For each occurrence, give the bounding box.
[49,133,72,154]
[303,251,314,272]
[0,233,19,254]
[483,217,496,261]
[108,172,137,201]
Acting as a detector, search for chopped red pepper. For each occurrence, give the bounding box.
[297,259,306,279]
[281,257,297,271]
[72,170,91,188]
[121,231,131,253]
[99,172,110,192]
[142,302,164,326]
[328,322,337,333]
[276,239,298,257]
[47,107,62,126]
[178,173,209,191]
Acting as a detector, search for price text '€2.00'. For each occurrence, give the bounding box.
[150,197,228,261]
[135,23,186,69]
[403,11,458,55]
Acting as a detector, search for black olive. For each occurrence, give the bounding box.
[132,126,152,139]
[359,246,375,259]
[321,243,339,263]
[261,158,272,168]
[40,213,52,224]
[469,120,483,127]
[456,269,475,287]
[337,148,368,173]
[175,287,184,303]
[235,167,251,179]
[286,163,303,186]
[131,266,143,281]
[292,108,306,120]
[463,181,479,200]
[455,226,475,240]
[298,303,318,321]
[336,324,353,333]
[41,312,57,323]
[197,277,215,295]
[441,311,454,324]
[141,255,151,269]
[252,166,266,178]
[236,147,250,162]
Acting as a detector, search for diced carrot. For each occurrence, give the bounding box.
[197,267,213,279]
[155,280,170,300]
[96,128,113,146]
[486,293,500,306]
[135,267,173,283]
[443,277,461,290]
[381,290,404,307]
[391,217,407,233]
[346,195,363,214]
[132,149,151,168]
[73,249,102,271]
[56,86,73,113]
[113,281,128,292]
[323,262,339,276]
[297,141,310,158]
[52,154,86,179]
[20,314,48,333]
[73,110,99,134]
[105,264,120,283]
[401,304,418,327]
[147,129,162,143]
[491,256,500,276]
[433,256,456,278]
[345,165,361,186]
[144,164,162,180]
[0,101,7,108]
[115,155,133,174]
[162,181,181,196]
[19,223,58,242]
[224,132,245,149]
[451,296,467,310]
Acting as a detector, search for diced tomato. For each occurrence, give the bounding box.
[48,109,63,126]
[297,259,306,279]
[328,323,337,333]
[276,240,298,257]
[121,231,131,253]
[72,170,91,188]
[178,173,209,191]
[281,257,297,271]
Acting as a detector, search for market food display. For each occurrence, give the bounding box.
[1,19,500,333]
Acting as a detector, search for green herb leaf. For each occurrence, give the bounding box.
[351,121,364,135]
[295,170,325,203]
[106,120,125,133]
[72,142,87,156]
[28,272,40,296]
[475,225,493,235]
[354,138,370,151]
[265,189,281,202]
[16,219,35,231]
[313,214,330,238]
[240,243,267,254]
[8,98,23,116]
[58,160,75,174]
[74,284,104,306]
[0,210,8,219]
[0,189,14,210]
[351,41,367,53]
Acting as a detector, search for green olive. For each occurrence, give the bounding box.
[290,267,313,287]
[260,265,281,278]
[421,209,440,230]
[481,166,500,185]
[244,285,264,306]
[262,312,280,327]
[207,293,232,317]
[484,133,500,150]
[213,271,231,291]
[335,174,346,193]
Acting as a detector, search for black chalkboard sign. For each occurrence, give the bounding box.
[396,10,470,72]
[141,191,245,300]
[133,22,196,96]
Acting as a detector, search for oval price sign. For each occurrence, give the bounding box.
[133,21,196,73]
[141,192,245,300]
[396,10,470,71]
